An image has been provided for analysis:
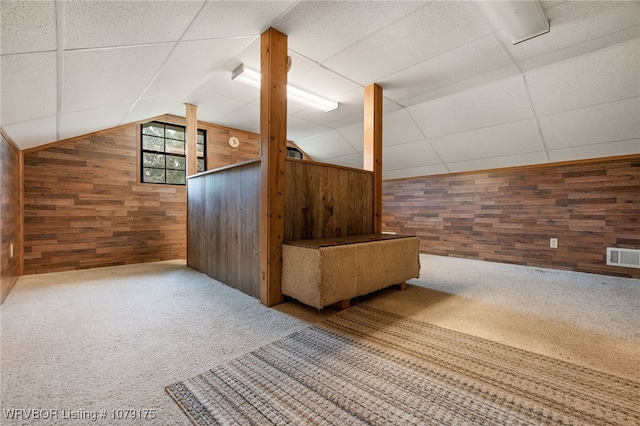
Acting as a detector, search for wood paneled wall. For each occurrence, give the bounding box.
[285,159,374,241]
[383,156,640,278]
[22,115,261,275]
[187,161,261,298]
[1,134,22,302]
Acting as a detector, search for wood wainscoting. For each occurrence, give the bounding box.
[383,156,640,278]
[285,159,374,242]
[1,134,22,302]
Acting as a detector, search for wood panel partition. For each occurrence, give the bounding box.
[187,160,261,298]
[383,155,640,278]
[285,159,374,241]
[1,134,22,303]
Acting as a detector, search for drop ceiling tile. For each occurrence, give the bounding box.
[430,119,544,163]
[276,1,426,62]
[64,0,203,49]
[288,117,332,142]
[59,102,134,140]
[291,65,360,100]
[323,153,364,170]
[144,37,253,98]
[323,1,489,84]
[336,121,364,151]
[447,151,549,174]
[63,44,174,113]
[540,97,640,149]
[408,76,534,139]
[1,0,57,54]
[293,87,364,127]
[383,140,441,171]
[185,1,295,41]
[4,116,57,150]
[383,109,424,147]
[199,69,260,103]
[1,52,57,124]
[173,93,246,126]
[548,139,640,163]
[504,1,640,69]
[218,104,260,134]
[383,164,449,180]
[123,94,187,124]
[381,35,513,104]
[294,129,356,160]
[526,39,640,116]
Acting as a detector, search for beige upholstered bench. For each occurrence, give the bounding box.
[282,234,420,309]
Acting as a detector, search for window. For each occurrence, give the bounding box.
[141,121,206,185]
[286,147,303,159]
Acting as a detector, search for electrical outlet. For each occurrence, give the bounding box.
[550,238,558,249]
[10,243,14,258]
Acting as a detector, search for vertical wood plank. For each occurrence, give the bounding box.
[363,83,383,233]
[186,103,198,176]
[259,28,288,307]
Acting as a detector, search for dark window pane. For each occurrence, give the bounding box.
[142,135,164,152]
[143,152,165,168]
[165,139,185,155]
[197,131,205,144]
[165,124,185,141]
[166,169,186,185]
[197,159,205,172]
[166,155,185,170]
[143,168,164,183]
[196,142,204,156]
[142,123,164,137]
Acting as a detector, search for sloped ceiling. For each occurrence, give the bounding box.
[1,0,639,179]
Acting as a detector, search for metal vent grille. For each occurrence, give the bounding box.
[606,248,640,269]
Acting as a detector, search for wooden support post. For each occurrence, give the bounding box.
[259,28,288,307]
[363,83,383,234]
[185,103,198,176]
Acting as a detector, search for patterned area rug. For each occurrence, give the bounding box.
[166,305,639,425]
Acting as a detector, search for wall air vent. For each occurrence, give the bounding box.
[606,247,640,269]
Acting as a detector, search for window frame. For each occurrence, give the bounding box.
[140,121,206,186]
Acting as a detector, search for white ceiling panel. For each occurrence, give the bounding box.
[276,1,426,62]
[293,87,364,127]
[217,104,260,135]
[1,0,57,55]
[383,109,424,147]
[64,0,203,49]
[295,129,356,160]
[199,69,260,103]
[540,97,640,150]
[504,1,640,71]
[322,153,364,170]
[123,94,186,124]
[409,76,534,139]
[549,139,640,163]
[60,101,134,141]
[526,39,640,116]
[383,140,441,171]
[1,52,57,124]
[381,35,514,104]
[288,117,332,142]
[63,44,173,113]
[337,121,364,151]
[383,164,450,181]
[323,1,489,84]
[447,151,549,174]
[175,92,247,126]
[4,116,57,150]
[185,1,294,41]
[144,37,252,98]
[430,119,545,163]
[291,65,360,100]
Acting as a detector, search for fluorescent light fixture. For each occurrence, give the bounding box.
[232,64,339,112]
[482,1,549,45]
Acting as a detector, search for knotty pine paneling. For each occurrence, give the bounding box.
[285,159,374,241]
[187,161,261,298]
[382,156,640,278]
[1,134,22,302]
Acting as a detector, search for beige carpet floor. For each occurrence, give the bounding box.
[1,254,639,425]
